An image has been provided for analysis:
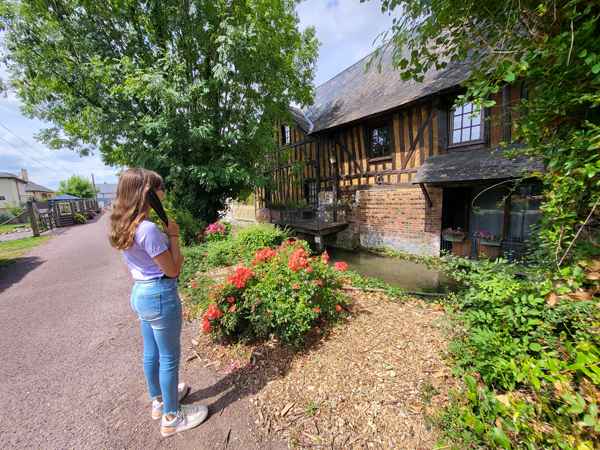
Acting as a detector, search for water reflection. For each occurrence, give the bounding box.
[325,248,458,293]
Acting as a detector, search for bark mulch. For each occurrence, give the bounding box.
[182,270,455,450]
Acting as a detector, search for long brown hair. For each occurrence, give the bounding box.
[109,168,163,250]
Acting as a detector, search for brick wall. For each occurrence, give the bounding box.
[255,208,271,223]
[349,187,442,255]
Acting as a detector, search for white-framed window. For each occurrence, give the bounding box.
[450,102,484,145]
[76,202,80,212]
[59,202,72,214]
[0,196,5,200]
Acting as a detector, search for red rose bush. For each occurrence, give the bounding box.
[201,239,346,345]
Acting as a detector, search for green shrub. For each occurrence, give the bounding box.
[148,208,205,246]
[74,213,87,224]
[440,257,600,390]
[232,222,291,252]
[197,240,347,345]
[0,213,12,224]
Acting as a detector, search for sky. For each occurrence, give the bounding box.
[0,0,395,191]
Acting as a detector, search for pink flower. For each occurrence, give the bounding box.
[191,282,198,288]
[293,284,298,290]
[230,305,236,312]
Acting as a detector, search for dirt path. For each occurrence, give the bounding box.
[0,213,285,450]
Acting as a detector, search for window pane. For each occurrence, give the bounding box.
[464,102,473,114]
[455,105,463,115]
[453,130,461,142]
[453,115,461,129]
[472,113,481,125]
[462,114,471,128]
[471,125,481,140]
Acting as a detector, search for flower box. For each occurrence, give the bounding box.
[443,235,465,242]
[477,238,501,247]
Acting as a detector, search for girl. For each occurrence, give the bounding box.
[109,168,208,437]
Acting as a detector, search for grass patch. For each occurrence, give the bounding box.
[0,236,52,269]
[0,224,30,233]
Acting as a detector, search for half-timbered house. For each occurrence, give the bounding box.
[257,45,543,256]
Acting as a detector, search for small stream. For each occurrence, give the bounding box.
[326,248,459,293]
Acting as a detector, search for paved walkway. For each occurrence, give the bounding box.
[0,213,284,449]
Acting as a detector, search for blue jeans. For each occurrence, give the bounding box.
[130,277,182,415]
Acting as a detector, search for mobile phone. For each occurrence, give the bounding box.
[147,189,169,224]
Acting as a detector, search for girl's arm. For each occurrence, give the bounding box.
[152,219,185,278]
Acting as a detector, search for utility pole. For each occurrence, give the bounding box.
[91,173,99,207]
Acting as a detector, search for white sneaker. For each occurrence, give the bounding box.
[161,404,209,437]
[151,382,189,420]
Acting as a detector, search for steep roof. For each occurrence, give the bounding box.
[304,44,472,133]
[97,183,117,194]
[25,181,54,193]
[0,172,27,183]
[290,107,313,132]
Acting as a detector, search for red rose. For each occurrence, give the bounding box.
[230,305,236,312]
[192,282,198,288]
[317,279,323,286]
[293,284,299,290]
[314,307,320,313]
[227,297,235,303]
[335,305,342,311]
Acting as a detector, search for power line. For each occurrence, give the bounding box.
[0,135,71,177]
[0,122,76,174]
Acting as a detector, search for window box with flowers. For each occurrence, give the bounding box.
[442,227,465,242]
[474,230,502,260]
[474,230,502,247]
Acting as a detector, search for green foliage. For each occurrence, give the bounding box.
[55,175,96,198]
[73,213,87,224]
[3,200,25,218]
[436,342,600,449]
[148,208,206,247]
[2,0,318,222]
[369,0,600,264]
[0,212,12,224]
[179,223,291,285]
[198,239,346,345]
[443,257,600,389]
[232,222,291,253]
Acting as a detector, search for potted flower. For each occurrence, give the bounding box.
[442,227,465,242]
[296,198,311,212]
[474,230,502,247]
[338,198,352,211]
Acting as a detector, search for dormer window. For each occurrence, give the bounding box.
[450,102,483,145]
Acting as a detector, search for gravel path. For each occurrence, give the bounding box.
[0,213,285,450]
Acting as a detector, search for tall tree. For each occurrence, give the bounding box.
[56,175,97,198]
[368,0,600,265]
[1,0,318,222]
